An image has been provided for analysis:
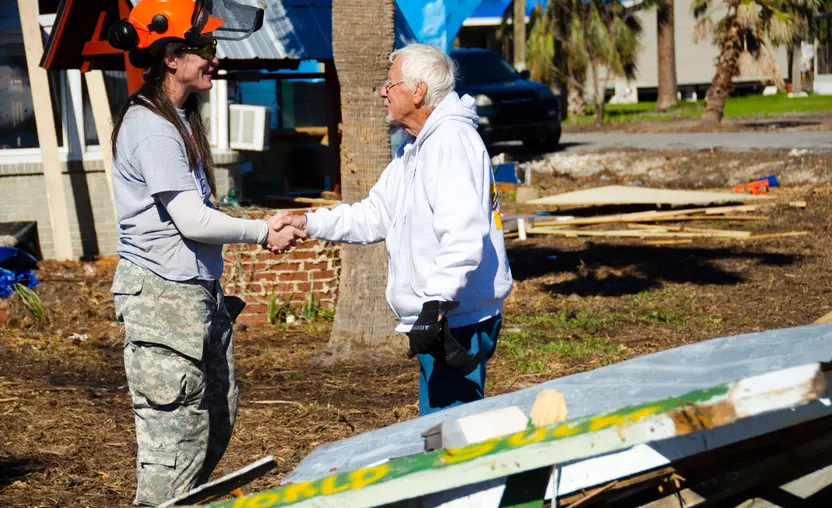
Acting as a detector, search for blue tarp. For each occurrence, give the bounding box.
[396,0,483,52]
[469,0,546,19]
[0,247,39,298]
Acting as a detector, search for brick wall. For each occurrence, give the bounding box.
[0,151,240,259]
[0,153,341,324]
[221,207,341,324]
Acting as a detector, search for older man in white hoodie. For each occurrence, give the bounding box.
[272,44,513,415]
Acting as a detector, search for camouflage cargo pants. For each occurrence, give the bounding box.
[112,259,238,507]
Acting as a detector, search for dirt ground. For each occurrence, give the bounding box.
[2,149,832,506]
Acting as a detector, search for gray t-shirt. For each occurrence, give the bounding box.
[113,103,223,281]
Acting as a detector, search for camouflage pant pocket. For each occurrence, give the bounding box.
[126,343,206,409]
[135,448,178,506]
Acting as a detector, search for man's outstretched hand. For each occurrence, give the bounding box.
[264,212,308,254]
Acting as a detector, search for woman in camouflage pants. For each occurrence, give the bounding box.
[106,1,300,505]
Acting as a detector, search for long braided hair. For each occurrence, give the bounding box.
[111,42,216,196]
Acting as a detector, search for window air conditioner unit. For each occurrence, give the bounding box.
[229,104,271,152]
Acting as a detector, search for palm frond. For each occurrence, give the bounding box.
[692,0,713,19]
[737,1,760,29]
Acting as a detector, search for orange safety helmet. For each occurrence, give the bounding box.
[108,0,263,66]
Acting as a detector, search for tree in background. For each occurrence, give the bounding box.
[515,0,527,70]
[656,0,679,110]
[329,0,399,347]
[523,0,644,123]
[694,0,821,124]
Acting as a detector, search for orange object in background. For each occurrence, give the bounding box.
[733,180,771,195]
[733,175,779,195]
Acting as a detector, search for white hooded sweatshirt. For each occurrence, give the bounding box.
[306,92,513,332]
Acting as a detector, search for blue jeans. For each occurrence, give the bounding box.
[417,315,502,415]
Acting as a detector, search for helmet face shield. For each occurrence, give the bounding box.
[188,0,264,42]
[108,0,264,64]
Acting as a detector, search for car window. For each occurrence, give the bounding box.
[453,52,519,86]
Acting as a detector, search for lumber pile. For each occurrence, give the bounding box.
[505,202,808,243]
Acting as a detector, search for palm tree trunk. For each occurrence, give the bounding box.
[791,44,803,94]
[567,64,587,118]
[591,62,605,124]
[656,0,678,110]
[552,13,570,120]
[702,21,742,125]
[567,83,585,117]
[330,0,399,348]
[514,0,526,69]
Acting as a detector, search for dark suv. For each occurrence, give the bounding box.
[450,48,561,151]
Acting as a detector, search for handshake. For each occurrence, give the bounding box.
[263,211,309,254]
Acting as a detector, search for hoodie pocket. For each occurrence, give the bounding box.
[408,215,438,299]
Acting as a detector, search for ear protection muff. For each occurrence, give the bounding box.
[148,14,169,34]
[128,50,152,69]
[107,13,169,52]
[107,20,140,51]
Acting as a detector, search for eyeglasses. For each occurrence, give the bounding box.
[186,39,218,61]
[381,79,404,92]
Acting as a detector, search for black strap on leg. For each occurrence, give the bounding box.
[441,321,483,376]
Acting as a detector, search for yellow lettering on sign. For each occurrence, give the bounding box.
[550,423,582,438]
[281,481,319,503]
[321,474,356,495]
[628,406,661,422]
[588,405,661,431]
[350,464,391,489]
[587,413,625,431]
[238,493,282,508]
[443,441,497,464]
[507,428,548,447]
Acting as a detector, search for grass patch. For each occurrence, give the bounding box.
[565,94,832,125]
[502,332,620,373]
[723,93,832,117]
[639,309,686,328]
[628,287,682,307]
[538,336,619,358]
[513,310,619,334]
[299,294,335,322]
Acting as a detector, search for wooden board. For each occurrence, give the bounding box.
[527,186,773,207]
[526,228,752,239]
[83,70,117,218]
[627,224,752,236]
[530,205,760,228]
[160,456,277,506]
[18,0,74,260]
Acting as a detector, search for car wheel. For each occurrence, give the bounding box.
[523,127,561,153]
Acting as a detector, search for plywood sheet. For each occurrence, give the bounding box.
[527,186,773,207]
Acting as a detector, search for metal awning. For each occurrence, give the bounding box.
[218,0,332,62]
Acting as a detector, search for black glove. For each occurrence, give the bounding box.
[407,300,460,356]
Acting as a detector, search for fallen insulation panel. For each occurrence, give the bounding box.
[208,362,831,508]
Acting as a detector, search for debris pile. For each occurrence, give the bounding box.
[503,185,807,243]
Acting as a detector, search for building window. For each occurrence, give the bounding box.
[278,80,327,129]
[0,4,64,150]
[0,56,39,149]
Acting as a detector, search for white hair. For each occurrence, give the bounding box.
[390,44,456,110]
